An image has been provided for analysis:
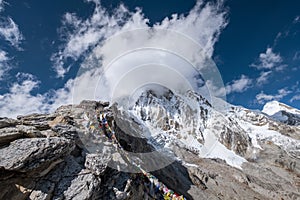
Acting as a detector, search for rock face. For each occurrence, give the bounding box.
[0,94,299,200]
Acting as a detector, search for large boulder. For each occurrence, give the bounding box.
[0,137,75,173]
[0,125,43,146]
[17,113,57,131]
[0,117,19,128]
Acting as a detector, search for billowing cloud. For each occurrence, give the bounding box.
[52,0,227,78]
[226,75,252,94]
[251,48,283,70]
[0,73,49,118]
[0,73,73,118]
[1,0,228,118]
[256,88,291,104]
[51,3,149,78]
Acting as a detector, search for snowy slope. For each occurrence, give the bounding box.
[127,90,300,170]
[129,90,252,169]
[262,101,300,125]
[227,104,300,158]
[262,100,300,116]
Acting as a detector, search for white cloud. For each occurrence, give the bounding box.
[0,49,9,79]
[0,0,23,81]
[0,17,24,49]
[1,0,228,118]
[52,0,227,78]
[0,0,4,12]
[293,16,300,24]
[293,51,300,60]
[226,75,252,94]
[251,48,282,70]
[51,3,143,77]
[0,73,73,118]
[256,71,271,85]
[256,88,291,104]
[290,94,300,102]
[0,73,49,118]
[155,0,228,58]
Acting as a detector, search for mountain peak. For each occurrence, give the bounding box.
[262,100,300,116]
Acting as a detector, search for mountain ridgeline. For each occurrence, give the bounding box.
[0,90,299,200]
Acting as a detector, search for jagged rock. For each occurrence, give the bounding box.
[112,104,155,153]
[16,125,43,138]
[85,153,110,175]
[0,137,74,172]
[17,113,57,131]
[0,117,19,128]
[28,156,101,200]
[113,187,127,200]
[0,127,23,146]
[0,125,43,146]
[0,95,299,200]
[48,115,75,128]
[80,100,109,110]
[40,129,59,137]
[219,125,251,156]
[51,124,79,140]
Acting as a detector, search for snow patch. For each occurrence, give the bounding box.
[200,128,246,170]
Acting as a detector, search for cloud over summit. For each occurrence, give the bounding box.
[0,0,229,118]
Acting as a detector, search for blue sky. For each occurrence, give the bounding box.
[0,0,299,117]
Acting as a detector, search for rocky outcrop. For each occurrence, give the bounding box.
[0,137,74,172]
[0,98,299,200]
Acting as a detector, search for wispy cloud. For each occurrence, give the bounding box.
[0,0,4,12]
[290,94,300,102]
[226,48,282,93]
[0,72,73,118]
[0,0,24,80]
[251,48,283,70]
[226,75,252,94]
[0,0,228,117]
[0,73,49,117]
[293,16,300,24]
[256,88,291,104]
[52,0,227,78]
[0,17,24,49]
[293,51,300,60]
[51,3,143,78]
[0,49,9,79]
[256,71,272,85]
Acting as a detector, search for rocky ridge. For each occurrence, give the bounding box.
[0,94,299,199]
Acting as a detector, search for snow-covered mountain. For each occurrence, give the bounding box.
[262,100,300,126]
[0,89,299,199]
[124,89,300,170]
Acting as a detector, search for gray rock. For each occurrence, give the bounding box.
[0,127,23,146]
[0,125,44,146]
[0,125,44,144]
[16,125,43,138]
[0,137,74,172]
[0,117,19,128]
[28,156,101,200]
[17,113,57,130]
[0,96,299,200]
[85,153,110,175]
